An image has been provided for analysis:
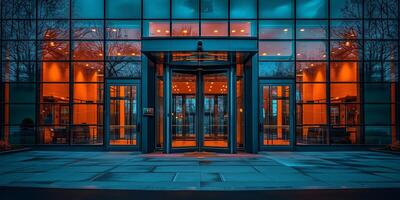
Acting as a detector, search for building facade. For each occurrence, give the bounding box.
[0,0,399,153]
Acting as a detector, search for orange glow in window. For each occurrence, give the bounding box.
[201,22,227,36]
[230,22,252,37]
[149,22,170,37]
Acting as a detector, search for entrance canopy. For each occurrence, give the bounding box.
[142,38,258,65]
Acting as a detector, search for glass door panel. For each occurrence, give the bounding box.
[109,85,139,146]
[171,72,197,148]
[261,85,291,146]
[202,72,229,148]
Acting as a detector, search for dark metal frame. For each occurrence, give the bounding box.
[104,79,142,151]
[164,65,235,153]
[258,79,296,151]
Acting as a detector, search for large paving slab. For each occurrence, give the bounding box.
[0,150,399,190]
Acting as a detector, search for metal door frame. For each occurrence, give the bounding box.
[165,66,235,153]
[258,79,295,151]
[105,79,141,151]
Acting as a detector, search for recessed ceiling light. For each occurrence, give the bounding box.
[300,28,305,32]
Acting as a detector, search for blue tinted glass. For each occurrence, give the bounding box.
[330,0,362,18]
[72,0,104,19]
[296,20,328,39]
[106,0,141,19]
[172,0,199,19]
[259,0,293,19]
[201,0,227,19]
[365,0,398,19]
[39,0,70,18]
[296,0,328,18]
[259,62,294,77]
[259,20,293,39]
[144,0,170,19]
[230,0,256,19]
[365,126,393,144]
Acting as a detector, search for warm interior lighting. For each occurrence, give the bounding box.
[240,29,245,33]
[99,53,103,56]
[262,52,268,56]
[297,53,301,56]
[117,52,121,56]
[156,29,161,33]
[213,30,219,33]
[231,30,236,33]
[165,30,170,33]
[50,42,55,46]
[345,41,350,46]
[182,30,188,34]
[112,28,117,32]
[277,53,281,56]
[131,53,136,56]
[91,28,96,32]
[322,54,326,58]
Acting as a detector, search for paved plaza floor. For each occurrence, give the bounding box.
[0,150,399,191]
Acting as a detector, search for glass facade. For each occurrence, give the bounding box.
[1,0,399,151]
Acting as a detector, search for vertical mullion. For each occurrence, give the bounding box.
[228,0,230,37]
[0,0,3,142]
[103,0,107,147]
[68,0,73,145]
[35,0,39,144]
[360,0,365,144]
[293,0,297,147]
[327,0,331,145]
[199,0,201,36]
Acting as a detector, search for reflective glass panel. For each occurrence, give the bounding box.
[172,0,199,19]
[230,0,256,19]
[201,0,228,19]
[296,0,328,18]
[106,20,141,40]
[106,0,141,19]
[72,0,104,19]
[259,20,293,39]
[296,20,327,39]
[259,0,293,19]
[144,0,170,19]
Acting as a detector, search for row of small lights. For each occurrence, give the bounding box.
[154,29,246,34]
[261,41,351,56]
[49,42,137,56]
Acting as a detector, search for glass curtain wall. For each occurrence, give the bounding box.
[1,0,142,145]
[1,0,399,147]
[258,0,399,145]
